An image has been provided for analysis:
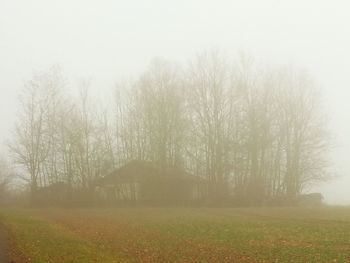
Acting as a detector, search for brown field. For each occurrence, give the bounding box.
[0,207,350,262]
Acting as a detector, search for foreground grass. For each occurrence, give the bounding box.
[0,207,350,262]
[0,211,125,263]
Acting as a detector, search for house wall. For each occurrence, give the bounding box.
[95,179,208,205]
[95,183,140,203]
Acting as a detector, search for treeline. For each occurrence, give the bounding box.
[9,52,329,203]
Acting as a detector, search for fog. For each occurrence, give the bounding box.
[1,0,350,204]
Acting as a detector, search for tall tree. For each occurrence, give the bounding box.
[9,66,65,196]
[186,51,231,199]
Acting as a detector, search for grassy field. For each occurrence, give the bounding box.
[0,207,350,263]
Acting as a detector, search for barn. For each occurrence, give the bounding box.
[297,193,324,206]
[94,160,207,205]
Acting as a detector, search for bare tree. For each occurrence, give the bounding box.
[9,66,65,197]
[115,59,185,170]
[185,51,232,199]
[274,68,329,197]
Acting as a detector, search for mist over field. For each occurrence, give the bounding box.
[1,1,350,262]
[1,0,350,205]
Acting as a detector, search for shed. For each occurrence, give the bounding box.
[94,160,207,205]
[297,193,324,206]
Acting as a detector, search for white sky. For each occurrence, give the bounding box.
[1,0,349,204]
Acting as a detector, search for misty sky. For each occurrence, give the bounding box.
[1,0,349,204]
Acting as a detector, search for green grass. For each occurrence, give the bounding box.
[0,210,126,263]
[1,207,350,262]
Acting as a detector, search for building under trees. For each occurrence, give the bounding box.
[94,160,207,205]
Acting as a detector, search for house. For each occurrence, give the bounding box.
[94,160,207,205]
[297,193,324,206]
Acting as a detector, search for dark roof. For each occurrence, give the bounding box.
[94,160,204,186]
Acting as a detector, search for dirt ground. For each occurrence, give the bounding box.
[0,225,9,263]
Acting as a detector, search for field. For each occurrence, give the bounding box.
[0,207,350,263]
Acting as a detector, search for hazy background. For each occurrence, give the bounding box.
[0,0,349,204]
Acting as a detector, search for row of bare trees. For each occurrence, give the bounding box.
[9,52,329,203]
